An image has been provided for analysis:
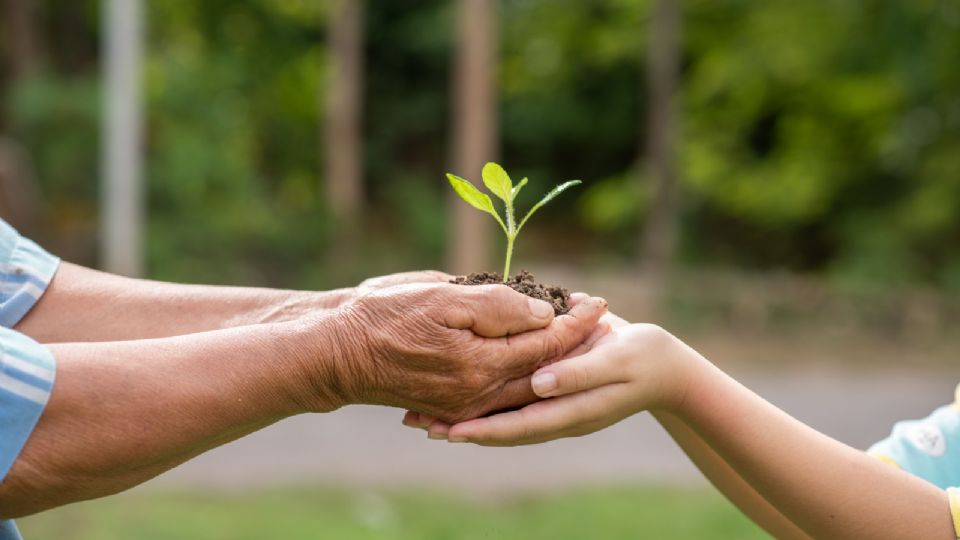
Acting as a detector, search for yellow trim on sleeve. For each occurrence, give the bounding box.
[953,383,960,410]
[946,488,960,539]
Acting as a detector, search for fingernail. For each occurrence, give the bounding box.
[528,297,553,319]
[532,372,557,395]
[593,297,609,310]
[428,423,449,437]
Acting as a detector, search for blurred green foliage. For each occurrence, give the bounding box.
[19,487,768,540]
[1,0,959,290]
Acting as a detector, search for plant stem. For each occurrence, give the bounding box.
[503,235,515,282]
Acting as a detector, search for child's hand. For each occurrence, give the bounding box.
[416,316,704,446]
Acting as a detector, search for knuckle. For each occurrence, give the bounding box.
[443,335,479,363]
[466,372,488,392]
[424,270,452,281]
[351,291,379,313]
[457,367,490,395]
[476,284,515,308]
[632,323,672,349]
[409,282,445,303]
[516,410,535,441]
[542,332,566,361]
[567,365,588,391]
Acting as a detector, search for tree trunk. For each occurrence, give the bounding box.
[102,0,145,277]
[0,136,41,233]
[1,0,45,236]
[641,0,681,291]
[3,0,44,79]
[324,0,365,223]
[448,0,497,275]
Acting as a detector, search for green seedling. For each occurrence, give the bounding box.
[447,162,581,283]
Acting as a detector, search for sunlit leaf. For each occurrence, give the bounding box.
[518,180,582,232]
[511,177,529,199]
[447,173,494,213]
[482,162,513,203]
[447,173,508,234]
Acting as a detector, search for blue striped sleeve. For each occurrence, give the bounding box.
[867,403,960,488]
[0,520,21,540]
[0,327,55,481]
[0,218,60,329]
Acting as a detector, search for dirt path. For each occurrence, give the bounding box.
[137,366,956,495]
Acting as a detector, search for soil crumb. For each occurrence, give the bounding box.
[450,270,571,316]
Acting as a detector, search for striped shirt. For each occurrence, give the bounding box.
[868,386,960,538]
[0,218,59,540]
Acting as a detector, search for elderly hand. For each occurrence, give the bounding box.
[405,308,702,445]
[356,270,454,292]
[300,282,607,423]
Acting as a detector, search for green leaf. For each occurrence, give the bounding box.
[481,162,513,203]
[538,180,582,206]
[511,177,529,199]
[517,180,582,233]
[447,173,495,213]
[446,173,508,234]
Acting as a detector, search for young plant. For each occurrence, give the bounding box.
[447,162,581,283]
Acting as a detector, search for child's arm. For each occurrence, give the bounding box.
[432,323,956,540]
[654,411,813,539]
[614,315,811,538]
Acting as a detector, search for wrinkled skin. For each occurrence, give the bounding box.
[355,270,454,292]
[317,282,608,423]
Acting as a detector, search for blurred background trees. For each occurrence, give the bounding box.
[1,0,959,295]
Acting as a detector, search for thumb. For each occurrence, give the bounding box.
[442,283,556,337]
[530,333,622,398]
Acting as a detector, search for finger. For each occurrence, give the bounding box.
[447,384,625,446]
[434,377,540,426]
[530,333,624,398]
[426,420,452,440]
[584,320,614,347]
[566,292,589,307]
[561,320,613,360]
[402,411,440,430]
[402,410,422,428]
[490,296,608,377]
[442,284,556,338]
[482,376,539,415]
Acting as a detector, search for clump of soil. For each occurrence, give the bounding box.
[450,270,571,316]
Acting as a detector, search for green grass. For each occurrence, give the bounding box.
[16,486,770,540]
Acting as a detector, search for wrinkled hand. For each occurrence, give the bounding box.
[319,283,608,423]
[356,270,454,293]
[401,296,614,431]
[407,308,701,445]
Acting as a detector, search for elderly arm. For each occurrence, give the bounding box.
[0,318,333,518]
[13,262,354,343]
[0,283,606,518]
[14,263,455,343]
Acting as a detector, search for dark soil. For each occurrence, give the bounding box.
[450,270,571,316]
